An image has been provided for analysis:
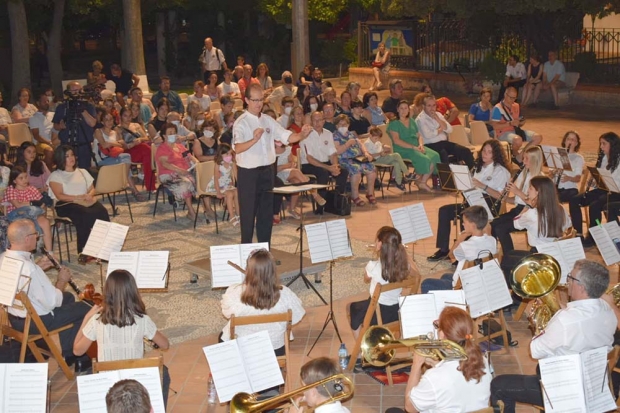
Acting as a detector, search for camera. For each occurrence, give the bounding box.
[62,89,96,123]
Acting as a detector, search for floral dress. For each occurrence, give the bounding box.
[332,129,375,176]
[206,163,234,192]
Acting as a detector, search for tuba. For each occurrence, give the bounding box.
[605,284,620,307]
[361,325,467,367]
[510,253,562,335]
[230,373,353,413]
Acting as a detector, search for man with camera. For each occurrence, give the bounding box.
[52,81,97,170]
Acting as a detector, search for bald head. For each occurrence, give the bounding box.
[7,219,36,247]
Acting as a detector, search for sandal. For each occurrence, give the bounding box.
[365,194,377,205]
[351,197,366,207]
[229,215,240,226]
[288,209,301,220]
[312,193,327,206]
[132,191,146,202]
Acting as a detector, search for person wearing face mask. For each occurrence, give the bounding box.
[267,71,297,115]
[44,89,59,112]
[277,97,295,128]
[167,112,196,145]
[308,68,323,97]
[193,119,219,162]
[302,96,320,125]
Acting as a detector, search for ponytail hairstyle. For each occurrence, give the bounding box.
[376,226,409,283]
[530,176,565,238]
[437,306,485,382]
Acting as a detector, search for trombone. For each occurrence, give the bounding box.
[230,373,354,413]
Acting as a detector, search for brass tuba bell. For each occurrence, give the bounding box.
[510,253,562,335]
[605,284,620,307]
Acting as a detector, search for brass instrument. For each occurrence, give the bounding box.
[230,373,354,413]
[361,325,467,367]
[605,284,620,307]
[510,253,562,335]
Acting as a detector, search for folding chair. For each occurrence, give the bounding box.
[229,310,292,392]
[51,203,75,264]
[449,125,477,154]
[0,291,75,380]
[95,163,133,223]
[7,123,33,162]
[93,354,165,387]
[194,161,221,232]
[470,121,492,146]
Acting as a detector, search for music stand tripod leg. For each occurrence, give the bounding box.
[307,260,342,356]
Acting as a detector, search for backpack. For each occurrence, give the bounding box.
[478,319,518,347]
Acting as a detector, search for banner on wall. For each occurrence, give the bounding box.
[368,27,414,56]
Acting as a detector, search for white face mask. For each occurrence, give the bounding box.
[338,127,349,136]
[47,96,54,103]
[196,120,205,126]
[284,106,292,115]
[167,134,177,143]
[171,120,180,126]
[203,130,214,138]
[310,103,319,112]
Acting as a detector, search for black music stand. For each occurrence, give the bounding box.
[307,259,342,355]
[437,163,463,244]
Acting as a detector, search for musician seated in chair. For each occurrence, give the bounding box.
[554,131,583,203]
[289,357,351,413]
[2,219,91,369]
[422,206,496,293]
[491,259,617,413]
[106,379,153,413]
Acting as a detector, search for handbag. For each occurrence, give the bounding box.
[99,145,124,158]
[324,190,351,216]
[371,61,384,68]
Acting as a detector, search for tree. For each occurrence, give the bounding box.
[259,0,348,23]
[122,0,146,75]
[7,0,31,98]
[46,0,66,97]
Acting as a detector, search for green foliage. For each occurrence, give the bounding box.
[478,52,504,83]
[493,34,526,65]
[573,51,597,80]
[259,0,348,24]
[343,34,358,63]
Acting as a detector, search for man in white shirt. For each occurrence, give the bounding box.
[267,71,297,115]
[497,55,527,104]
[199,37,227,83]
[416,94,474,168]
[491,259,616,413]
[542,50,567,109]
[217,69,241,100]
[29,92,55,169]
[3,219,90,367]
[233,84,312,243]
[300,111,349,215]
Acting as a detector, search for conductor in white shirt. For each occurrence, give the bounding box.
[490,259,617,413]
[233,84,312,243]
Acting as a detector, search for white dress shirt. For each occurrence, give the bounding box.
[452,235,498,286]
[506,62,526,80]
[2,250,63,318]
[415,111,453,145]
[300,128,337,164]
[233,111,292,168]
[530,298,616,359]
[366,260,401,306]
[28,111,55,143]
[514,207,571,247]
[558,152,584,191]
[474,163,511,194]
[315,401,350,413]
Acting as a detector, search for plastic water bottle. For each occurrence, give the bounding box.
[338,343,348,371]
[207,373,217,404]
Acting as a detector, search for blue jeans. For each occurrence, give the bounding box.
[7,206,45,233]
[420,273,453,293]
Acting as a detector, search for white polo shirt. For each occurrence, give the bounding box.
[300,128,336,164]
[415,111,453,145]
[558,152,584,191]
[473,163,511,194]
[233,111,292,169]
[187,94,211,112]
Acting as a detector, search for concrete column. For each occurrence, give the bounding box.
[292,0,309,78]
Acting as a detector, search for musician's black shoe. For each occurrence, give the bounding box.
[581,235,595,248]
[427,249,449,261]
[395,182,407,191]
[74,355,92,373]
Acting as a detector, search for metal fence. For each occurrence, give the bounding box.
[564,28,620,83]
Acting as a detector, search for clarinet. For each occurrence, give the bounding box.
[492,165,524,214]
[40,247,81,295]
[582,150,604,201]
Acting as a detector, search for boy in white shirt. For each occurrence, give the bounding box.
[290,357,351,413]
[364,126,414,191]
[276,96,295,128]
[421,205,497,292]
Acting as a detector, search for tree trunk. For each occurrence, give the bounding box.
[47,0,66,97]
[156,12,166,77]
[122,0,146,75]
[7,0,31,100]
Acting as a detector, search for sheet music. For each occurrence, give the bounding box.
[598,168,620,193]
[398,294,437,339]
[590,224,620,266]
[536,238,585,284]
[326,219,352,259]
[580,347,616,412]
[542,145,561,169]
[539,354,587,412]
[106,251,140,278]
[463,188,494,221]
[203,340,253,403]
[136,251,169,288]
[305,223,333,263]
[461,260,512,318]
[0,363,48,413]
[429,290,467,315]
[389,206,417,244]
[0,256,24,306]
[239,242,269,270]
[82,220,129,261]
[119,367,166,413]
[210,245,245,288]
[237,331,284,393]
[449,164,473,191]
[406,203,434,241]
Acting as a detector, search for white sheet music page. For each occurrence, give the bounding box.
[239,242,269,270]
[460,264,491,318]
[479,259,513,314]
[463,188,494,221]
[136,251,170,289]
[541,145,560,169]
[119,367,166,413]
[539,354,586,412]
[106,251,140,278]
[429,290,467,315]
[203,340,252,403]
[398,294,437,339]
[81,219,110,259]
[210,245,244,288]
[237,331,284,393]
[77,371,118,413]
[580,346,616,412]
[326,219,352,259]
[590,224,620,266]
[98,222,129,261]
[305,223,333,263]
[407,203,434,241]
[598,168,620,193]
[449,164,473,191]
[1,363,48,413]
[0,256,23,306]
[389,206,418,244]
[537,239,586,285]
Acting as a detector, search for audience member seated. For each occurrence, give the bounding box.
[155,122,198,220]
[387,100,440,192]
[150,76,184,115]
[335,91,352,117]
[308,68,323,97]
[302,95,320,125]
[348,101,371,137]
[295,84,310,109]
[28,91,55,169]
[128,101,147,132]
[267,71,297,114]
[0,91,12,141]
[48,145,110,262]
[44,89,60,113]
[468,87,495,137]
[74,269,170,409]
[217,69,242,100]
[220,249,305,355]
[497,55,527,105]
[381,79,405,120]
[421,85,462,127]
[256,63,274,95]
[11,88,38,124]
[183,101,206,136]
[108,63,140,106]
[232,66,244,84]
[116,107,155,192]
[106,379,153,413]
[15,142,52,206]
[320,87,338,110]
[215,96,235,130]
[370,42,391,91]
[555,130,583,203]
[521,55,544,107]
[364,126,413,191]
[220,111,241,146]
[542,50,566,109]
[129,87,153,126]
[322,103,337,133]
[298,64,313,86]
[204,71,220,101]
[192,118,219,162]
[147,99,169,140]
[103,97,121,125]
[187,80,211,112]
[238,64,260,97]
[348,226,416,337]
[86,60,107,91]
[362,91,388,126]
[346,81,362,103]
[167,111,196,145]
[276,96,294,128]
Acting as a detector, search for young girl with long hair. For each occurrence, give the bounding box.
[555,130,584,203]
[220,249,305,355]
[206,143,239,226]
[15,141,52,205]
[348,226,418,338]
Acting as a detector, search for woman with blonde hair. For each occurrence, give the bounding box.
[370,42,390,91]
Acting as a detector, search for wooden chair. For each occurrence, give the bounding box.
[609,345,620,405]
[193,161,221,232]
[229,310,292,392]
[210,101,221,111]
[95,163,133,223]
[93,354,165,386]
[7,123,33,162]
[470,121,492,146]
[0,291,75,380]
[346,274,421,385]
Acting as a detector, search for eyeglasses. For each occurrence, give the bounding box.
[567,274,581,284]
[506,95,518,99]
[247,98,263,103]
[432,320,439,329]
[27,232,40,240]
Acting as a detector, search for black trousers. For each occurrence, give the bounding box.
[9,291,90,358]
[497,79,527,104]
[501,249,535,286]
[435,195,496,252]
[491,204,525,253]
[569,189,620,236]
[56,201,110,254]
[425,140,474,169]
[301,162,349,213]
[557,187,578,204]
[491,373,543,413]
[237,164,275,244]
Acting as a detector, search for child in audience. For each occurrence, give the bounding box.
[421,206,496,293]
[206,143,239,226]
[364,126,414,191]
[277,96,295,128]
[289,357,351,413]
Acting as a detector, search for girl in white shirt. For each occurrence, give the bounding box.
[555,130,584,203]
[348,226,418,338]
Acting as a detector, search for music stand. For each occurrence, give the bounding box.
[272,184,328,305]
[307,259,343,355]
[438,163,467,245]
[542,146,572,184]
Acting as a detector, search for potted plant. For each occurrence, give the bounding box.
[478,53,504,98]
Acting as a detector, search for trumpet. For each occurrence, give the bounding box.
[230,373,354,413]
[361,326,467,367]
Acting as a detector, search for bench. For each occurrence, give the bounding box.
[539,71,580,107]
